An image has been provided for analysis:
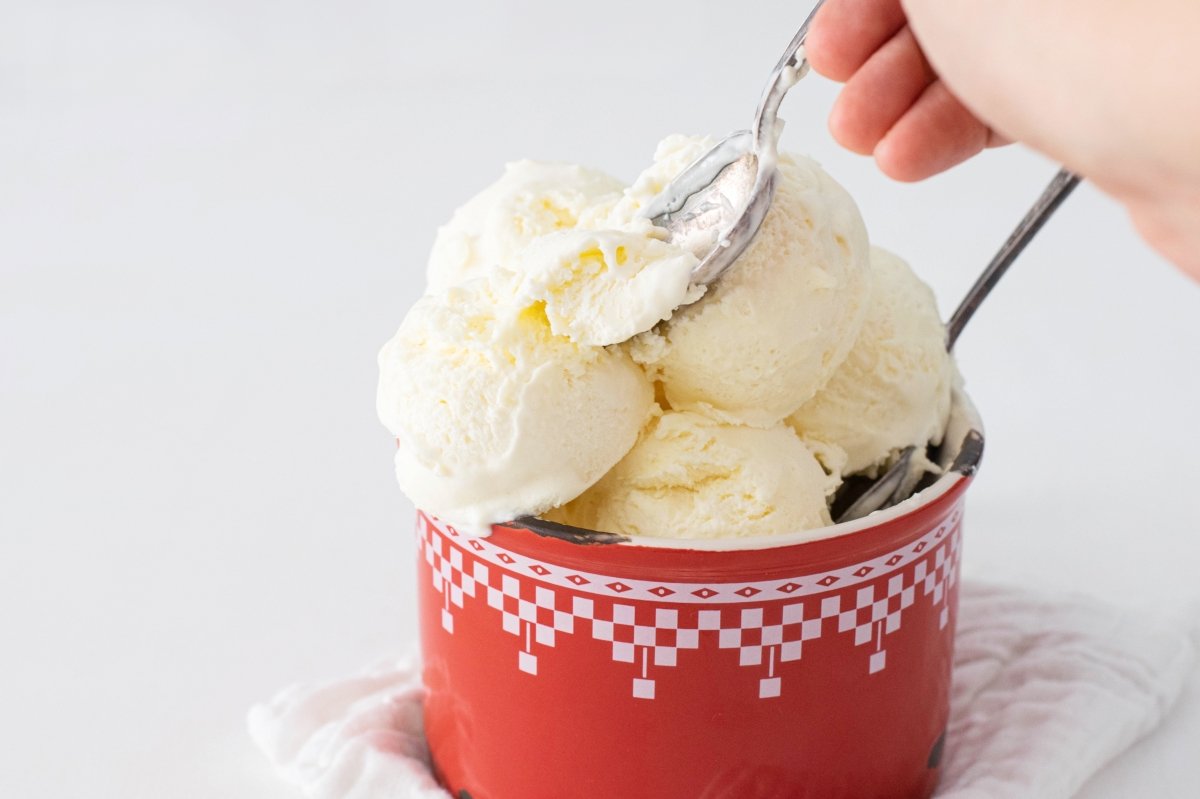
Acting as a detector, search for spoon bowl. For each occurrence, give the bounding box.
[640,0,826,288]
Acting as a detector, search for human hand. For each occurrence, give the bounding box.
[805,0,1200,277]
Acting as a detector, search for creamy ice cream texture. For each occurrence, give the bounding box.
[426,161,624,292]
[789,246,955,476]
[376,272,654,531]
[547,411,835,539]
[378,134,954,537]
[629,140,872,428]
[514,220,703,347]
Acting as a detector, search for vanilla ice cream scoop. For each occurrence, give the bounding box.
[631,144,871,428]
[426,161,624,292]
[546,411,835,539]
[377,273,653,531]
[514,220,703,347]
[788,247,954,476]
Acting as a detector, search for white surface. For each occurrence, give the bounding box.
[1,1,1198,797]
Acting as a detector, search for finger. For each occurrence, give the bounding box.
[1126,197,1200,280]
[874,79,993,181]
[806,0,908,82]
[828,26,937,155]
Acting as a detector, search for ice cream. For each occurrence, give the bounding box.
[379,149,721,531]
[591,134,726,224]
[513,220,703,347]
[378,133,955,538]
[546,411,835,539]
[788,247,954,476]
[626,137,872,428]
[376,272,654,531]
[426,161,624,292]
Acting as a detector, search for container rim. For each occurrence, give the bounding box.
[509,387,984,552]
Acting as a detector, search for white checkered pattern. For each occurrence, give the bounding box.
[418,511,962,699]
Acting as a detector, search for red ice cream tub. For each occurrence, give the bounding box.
[416,394,983,799]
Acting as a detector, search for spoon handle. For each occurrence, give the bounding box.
[945,168,1081,349]
[751,0,827,154]
[771,0,826,74]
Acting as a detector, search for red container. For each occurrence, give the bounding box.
[417,403,982,799]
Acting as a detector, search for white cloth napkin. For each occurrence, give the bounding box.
[938,583,1195,797]
[248,582,1196,799]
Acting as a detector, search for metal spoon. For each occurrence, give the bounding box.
[835,168,1082,523]
[639,0,827,286]
[636,1,1081,522]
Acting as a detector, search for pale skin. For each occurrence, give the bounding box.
[805,0,1200,279]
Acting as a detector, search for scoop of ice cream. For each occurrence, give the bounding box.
[426,161,624,292]
[382,133,958,540]
[377,273,653,530]
[514,219,703,347]
[546,410,835,539]
[629,139,871,428]
[788,247,954,476]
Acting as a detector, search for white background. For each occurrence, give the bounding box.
[2,1,1198,797]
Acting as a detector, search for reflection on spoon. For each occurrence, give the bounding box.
[640,0,827,289]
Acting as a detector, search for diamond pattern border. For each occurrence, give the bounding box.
[418,509,962,700]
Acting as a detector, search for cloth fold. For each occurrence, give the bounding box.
[938,583,1195,797]
[249,582,1196,798]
